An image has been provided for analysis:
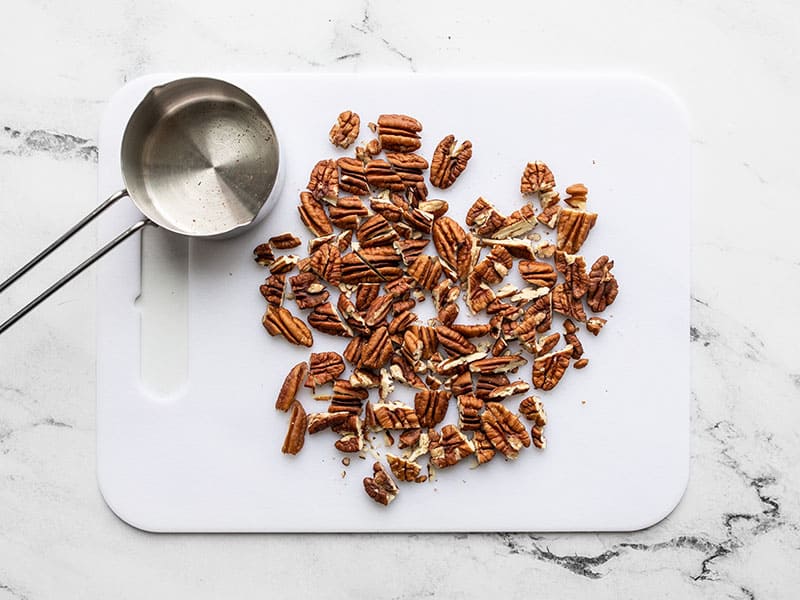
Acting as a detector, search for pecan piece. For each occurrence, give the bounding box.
[281,401,307,455]
[532,346,573,391]
[307,411,351,434]
[519,260,557,288]
[408,325,438,359]
[402,207,434,234]
[488,380,530,400]
[253,243,275,266]
[275,362,308,411]
[554,251,590,298]
[298,191,333,237]
[360,326,394,370]
[493,204,537,239]
[429,424,475,468]
[336,432,364,453]
[587,255,619,312]
[337,294,369,336]
[365,159,405,191]
[552,283,587,322]
[417,199,448,219]
[414,389,451,428]
[388,309,417,335]
[430,135,473,189]
[586,316,607,335]
[364,294,395,327]
[355,283,381,311]
[406,255,442,290]
[269,254,299,276]
[343,336,364,365]
[563,319,584,359]
[371,196,404,222]
[363,461,399,506]
[260,274,285,307]
[479,237,537,260]
[330,379,369,414]
[375,114,422,153]
[307,243,341,286]
[337,156,370,196]
[520,161,556,196]
[329,110,360,149]
[557,207,598,254]
[536,332,561,356]
[537,204,560,229]
[340,252,385,284]
[373,402,421,429]
[475,373,510,401]
[574,358,589,369]
[449,371,473,397]
[306,352,345,389]
[435,325,477,357]
[385,152,428,188]
[262,305,313,347]
[308,302,352,337]
[469,354,527,374]
[466,197,505,237]
[447,323,493,338]
[356,138,382,161]
[466,274,495,314]
[431,216,467,269]
[457,394,483,431]
[307,159,339,201]
[349,368,380,389]
[354,246,404,281]
[269,232,302,249]
[473,429,496,465]
[564,183,588,210]
[289,272,329,310]
[481,402,530,459]
[386,454,425,483]
[329,195,368,230]
[519,396,547,449]
[357,214,399,248]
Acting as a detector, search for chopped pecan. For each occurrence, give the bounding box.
[329,110,360,148]
[536,332,561,356]
[375,114,422,153]
[429,424,475,468]
[307,159,339,201]
[355,283,381,311]
[343,336,363,365]
[466,197,505,237]
[574,358,589,369]
[281,401,307,455]
[385,152,428,188]
[532,346,573,390]
[586,316,607,335]
[481,402,530,459]
[535,241,556,259]
[475,373,510,401]
[351,247,404,282]
[363,461,399,506]
[493,204,537,239]
[435,352,487,377]
[269,254,299,276]
[555,251,590,298]
[402,207,434,234]
[337,294,369,336]
[398,428,422,449]
[365,159,405,191]
[373,402,420,429]
[360,326,394,370]
[298,191,333,237]
[364,294,395,327]
[417,199,448,219]
[307,411,351,434]
[269,232,302,249]
[447,323,493,338]
[386,454,425,483]
[466,274,495,314]
[357,214,399,248]
[520,161,556,196]
[437,303,459,326]
[537,204,560,229]
[340,252,385,284]
[552,283,587,321]
[487,380,530,400]
[275,362,308,411]
[262,305,313,347]
[519,260,557,288]
[414,389,451,428]
[432,279,460,310]
[389,354,426,389]
[388,309,417,335]
[469,354,527,374]
[430,134,473,189]
[435,325,477,356]
[473,429,496,465]
[384,277,412,299]
[491,336,508,357]
[330,379,369,414]
[557,207,598,254]
[260,274,285,307]
[289,272,329,310]
[478,237,537,260]
[457,394,483,431]
[449,371,473,397]
[529,292,553,333]
[336,432,364,453]
[371,196,404,222]
[308,302,352,337]
[337,156,370,196]
[431,216,467,275]
[356,138,382,161]
[473,245,513,285]
[519,395,546,425]
[400,328,423,365]
[328,196,368,230]
[564,183,588,210]
[349,368,381,389]
[378,370,394,402]
[587,255,619,312]
[563,321,584,358]
[306,352,345,389]
[253,243,275,266]
[408,325,438,359]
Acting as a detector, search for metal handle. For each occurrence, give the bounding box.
[0,191,154,335]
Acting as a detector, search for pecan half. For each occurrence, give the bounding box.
[354,246,404,281]
[329,110,360,149]
[281,401,307,455]
[269,232,302,249]
[298,191,333,237]
[373,402,421,429]
[475,373,510,401]
[340,252,386,284]
[554,251,590,298]
[552,283,587,322]
[457,394,483,431]
[306,352,345,389]
[469,354,527,374]
[262,305,313,347]
[307,411,351,434]
[375,114,422,153]
[519,260,557,288]
[386,454,425,483]
[473,429,496,465]
[360,326,394,370]
[520,161,556,196]
[329,195,368,229]
[586,316,607,335]
[435,325,477,357]
[363,461,399,506]
[532,346,573,390]
[587,255,619,312]
[307,159,339,201]
[466,197,505,237]
[330,379,369,414]
[564,183,588,210]
[430,135,473,189]
[337,157,370,196]
[355,283,380,311]
[431,216,467,272]
[260,274,285,307]
[414,389,451,428]
[407,255,442,291]
[308,302,352,337]
[275,362,308,411]
[557,207,598,254]
[365,159,405,191]
[429,424,475,468]
[386,152,428,187]
[481,402,530,459]
[253,243,275,266]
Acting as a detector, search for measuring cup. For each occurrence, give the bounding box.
[0,77,281,334]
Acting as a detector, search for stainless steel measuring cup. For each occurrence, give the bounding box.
[0,77,281,334]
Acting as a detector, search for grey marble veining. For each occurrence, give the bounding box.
[1,0,799,598]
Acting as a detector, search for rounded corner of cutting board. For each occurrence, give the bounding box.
[622,456,690,532]
[96,470,164,533]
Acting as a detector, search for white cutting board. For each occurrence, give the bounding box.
[96,73,689,532]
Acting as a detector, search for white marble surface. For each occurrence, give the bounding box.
[0,1,798,598]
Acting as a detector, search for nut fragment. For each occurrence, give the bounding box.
[329,196,368,229]
[298,191,333,237]
[536,205,560,229]
[564,183,588,210]
[364,294,395,327]
[329,110,360,148]
[493,204,537,239]
[414,389,451,428]
[587,255,619,312]
[357,214,399,248]
[586,316,607,335]
[361,326,394,370]
[429,424,475,468]
[554,251,590,298]
[262,305,314,347]
[363,461,399,506]
[366,159,405,192]
[407,254,442,290]
[475,373,510,400]
[480,402,530,459]
[457,394,483,431]
[532,346,573,391]
[574,358,589,369]
[552,283,588,322]
[290,272,330,310]
[376,114,422,153]
[537,332,561,356]
[330,379,369,414]
[466,197,505,237]
[308,302,352,337]
[557,207,597,254]
[386,454,425,482]
[306,352,345,388]
[430,134,473,189]
[260,274,285,307]
[269,232,302,249]
[276,362,308,411]
[450,371,473,397]
[520,161,556,196]
[281,401,307,455]
[253,243,275,266]
[518,395,546,426]
[473,429,496,465]
[519,260,557,288]
[373,402,421,429]
[307,411,351,434]
[336,432,364,453]
[269,254,299,276]
[487,380,530,399]
[469,354,527,374]
[307,159,339,201]
[337,157,370,196]
[435,325,477,356]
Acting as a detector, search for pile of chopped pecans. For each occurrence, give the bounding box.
[255,111,619,507]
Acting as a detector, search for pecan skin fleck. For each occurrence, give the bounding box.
[281,401,307,455]
[329,110,360,149]
[275,362,308,411]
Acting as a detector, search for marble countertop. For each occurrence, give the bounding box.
[0,1,798,598]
